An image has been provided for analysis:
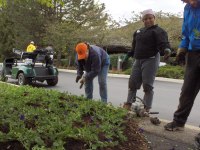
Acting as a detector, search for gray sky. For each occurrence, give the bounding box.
[97,0,186,21]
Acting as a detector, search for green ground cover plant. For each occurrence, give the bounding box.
[0,82,147,150]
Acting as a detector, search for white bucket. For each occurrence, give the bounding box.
[24,59,33,65]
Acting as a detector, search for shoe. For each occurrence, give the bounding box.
[164,121,184,131]
[123,102,132,111]
[195,133,200,150]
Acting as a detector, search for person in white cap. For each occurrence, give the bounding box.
[26,41,36,52]
[123,9,171,114]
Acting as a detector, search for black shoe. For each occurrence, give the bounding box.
[195,133,200,150]
[164,121,184,131]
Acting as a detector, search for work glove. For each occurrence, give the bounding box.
[121,54,129,70]
[75,76,81,83]
[163,48,171,62]
[121,61,126,70]
[195,133,200,150]
[79,76,86,89]
[175,48,187,65]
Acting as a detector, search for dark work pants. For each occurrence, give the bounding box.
[174,52,200,125]
[127,53,160,109]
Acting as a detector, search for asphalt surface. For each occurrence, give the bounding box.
[6,70,200,127]
[51,71,200,127]
[138,118,200,150]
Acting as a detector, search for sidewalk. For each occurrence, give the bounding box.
[58,69,184,84]
[138,118,200,150]
[59,69,199,150]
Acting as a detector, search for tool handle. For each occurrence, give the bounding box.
[149,112,159,114]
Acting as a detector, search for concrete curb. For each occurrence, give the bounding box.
[58,69,184,84]
[138,118,200,148]
[0,81,19,87]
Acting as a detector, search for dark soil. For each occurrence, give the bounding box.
[0,141,26,150]
[0,119,148,150]
[109,118,148,150]
[0,123,10,134]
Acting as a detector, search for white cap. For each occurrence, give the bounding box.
[142,9,155,18]
[30,41,34,44]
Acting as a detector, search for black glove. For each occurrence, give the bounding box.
[195,133,200,149]
[121,61,125,70]
[171,48,186,66]
[121,54,130,70]
[175,50,186,65]
[76,76,81,83]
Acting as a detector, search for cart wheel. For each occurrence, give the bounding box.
[18,73,28,85]
[46,76,58,86]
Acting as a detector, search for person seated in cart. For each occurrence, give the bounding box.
[26,41,36,52]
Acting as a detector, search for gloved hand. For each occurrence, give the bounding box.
[121,61,126,70]
[79,76,86,89]
[175,48,187,65]
[122,54,129,70]
[75,76,81,83]
[195,133,200,149]
[163,48,171,62]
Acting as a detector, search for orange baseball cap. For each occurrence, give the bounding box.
[75,43,88,60]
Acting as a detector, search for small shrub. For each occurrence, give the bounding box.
[60,59,68,67]
[123,68,132,75]
[123,65,185,79]
[109,54,119,69]
[157,65,185,79]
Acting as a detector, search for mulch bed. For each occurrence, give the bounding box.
[0,119,148,150]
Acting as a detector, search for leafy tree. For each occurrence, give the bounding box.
[103,11,183,50]
[0,0,53,59]
[44,0,108,66]
[0,0,108,63]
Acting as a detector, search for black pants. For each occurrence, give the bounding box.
[174,52,200,125]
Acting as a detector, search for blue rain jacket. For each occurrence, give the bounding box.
[180,1,200,51]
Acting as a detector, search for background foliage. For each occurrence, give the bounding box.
[0,0,183,68]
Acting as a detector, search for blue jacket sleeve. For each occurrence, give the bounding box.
[85,53,101,80]
[179,5,189,49]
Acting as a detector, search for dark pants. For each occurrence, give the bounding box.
[127,53,160,109]
[174,52,200,125]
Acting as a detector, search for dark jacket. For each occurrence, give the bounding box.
[180,2,200,51]
[128,25,170,59]
[76,45,110,80]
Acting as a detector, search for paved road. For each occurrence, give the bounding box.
[7,71,200,127]
[46,71,200,127]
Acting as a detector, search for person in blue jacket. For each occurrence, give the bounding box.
[165,0,200,132]
[75,42,110,103]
